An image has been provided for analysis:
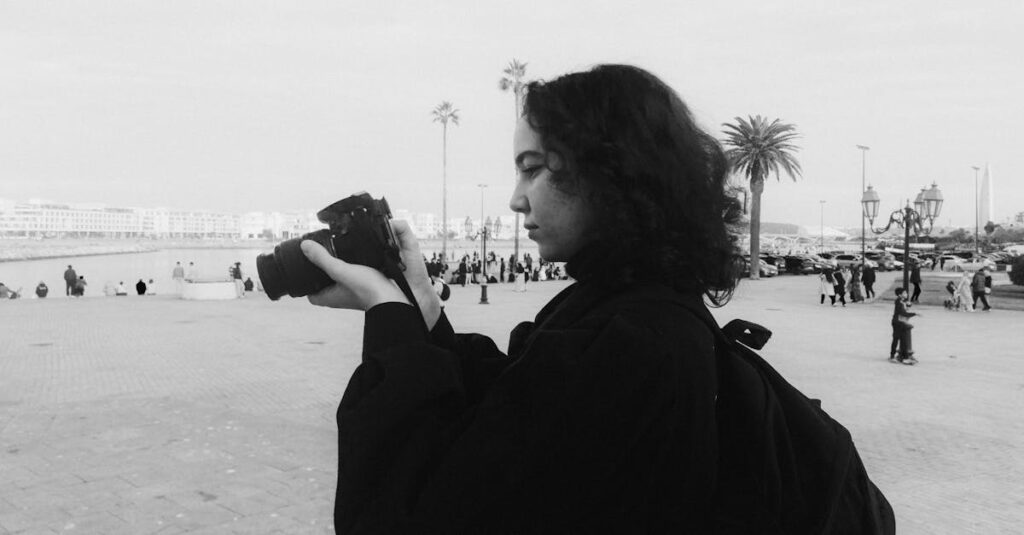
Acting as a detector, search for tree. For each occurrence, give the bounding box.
[722,116,802,279]
[499,59,527,262]
[432,101,460,261]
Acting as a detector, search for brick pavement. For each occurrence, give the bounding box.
[1,273,1022,533]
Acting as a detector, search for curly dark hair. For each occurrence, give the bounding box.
[522,64,742,305]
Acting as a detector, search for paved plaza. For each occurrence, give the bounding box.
[1,271,1022,534]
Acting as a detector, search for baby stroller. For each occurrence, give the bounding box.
[943,280,959,310]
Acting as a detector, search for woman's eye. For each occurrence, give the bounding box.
[518,166,542,179]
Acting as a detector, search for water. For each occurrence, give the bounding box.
[0,248,270,298]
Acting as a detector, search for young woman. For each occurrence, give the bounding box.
[302,65,743,532]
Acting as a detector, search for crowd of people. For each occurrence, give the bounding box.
[423,251,569,290]
[0,260,261,301]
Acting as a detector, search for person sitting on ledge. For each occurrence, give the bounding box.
[115,281,128,296]
[135,279,147,296]
[35,281,49,298]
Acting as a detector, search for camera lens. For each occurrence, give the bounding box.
[256,233,335,300]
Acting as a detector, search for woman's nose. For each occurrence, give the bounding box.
[509,180,528,214]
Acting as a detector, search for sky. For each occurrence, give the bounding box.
[2,0,1022,230]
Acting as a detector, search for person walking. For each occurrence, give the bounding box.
[63,265,77,296]
[231,262,244,298]
[862,264,876,299]
[819,270,836,305]
[955,271,974,312]
[172,261,186,294]
[890,287,918,365]
[850,265,864,303]
[971,267,991,311]
[909,261,922,303]
[833,267,848,307]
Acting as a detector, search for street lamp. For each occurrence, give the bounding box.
[477,184,489,304]
[856,145,870,263]
[819,200,826,253]
[972,165,980,254]
[862,182,944,292]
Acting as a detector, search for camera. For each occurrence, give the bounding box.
[256,192,402,300]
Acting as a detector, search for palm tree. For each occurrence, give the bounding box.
[432,101,460,262]
[722,115,802,280]
[499,59,527,263]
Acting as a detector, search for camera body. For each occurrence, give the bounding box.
[256,193,401,300]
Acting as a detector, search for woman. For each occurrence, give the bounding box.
[820,269,837,305]
[955,271,974,311]
[833,266,849,306]
[850,264,864,303]
[302,65,741,532]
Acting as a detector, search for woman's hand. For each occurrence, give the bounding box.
[301,220,441,330]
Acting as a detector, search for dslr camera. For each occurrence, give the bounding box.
[256,192,402,300]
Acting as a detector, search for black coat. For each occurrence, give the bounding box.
[334,278,718,533]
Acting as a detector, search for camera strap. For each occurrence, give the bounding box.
[381,256,431,337]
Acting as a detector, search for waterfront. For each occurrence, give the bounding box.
[0,238,539,298]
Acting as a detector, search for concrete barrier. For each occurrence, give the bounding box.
[181,279,237,300]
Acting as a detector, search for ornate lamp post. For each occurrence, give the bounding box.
[971,165,980,254]
[856,145,869,262]
[819,200,826,253]
[477,183,489,304]
[862,182,944,292]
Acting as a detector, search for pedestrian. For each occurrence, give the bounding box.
[909,261,922,303]
[514,261,527,292]
[819,269,836,305]
[297,65,892,532]
[63,264,77,296]
[135,279,147,295]
[172,261,186,294]
[862,264,876,299]
[955,271,973,312]
[971,267,991,311]
[833,267,848,306]
[185,261,198,282]
[35,281,49,298]
[499,257,506,283]
[457,257,468,287]
[850,265,864,303]
[231,262,244,298]
[72,275,87,297]
[890,287,918,365]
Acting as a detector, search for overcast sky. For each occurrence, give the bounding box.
[2,0,1021,229]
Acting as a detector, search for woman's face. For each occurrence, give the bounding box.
[509,118,596,262]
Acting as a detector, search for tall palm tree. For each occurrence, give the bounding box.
[432,101,460,261]
[499,59,527,264]
[722,115,802,280]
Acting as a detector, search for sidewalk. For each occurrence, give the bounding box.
[1,272,1021,533]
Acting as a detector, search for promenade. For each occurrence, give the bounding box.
[1,271,1021,534]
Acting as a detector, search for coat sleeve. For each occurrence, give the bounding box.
[334,305,717,533]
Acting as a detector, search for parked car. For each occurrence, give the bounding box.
[759,253,786,271]
[815,252,839,269]
[833,254,878,270]
[741,256,778,278]
[938,253,995,272]
[782,255,818,275]
[864,251,897,271]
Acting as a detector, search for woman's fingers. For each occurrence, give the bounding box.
[301,240,353,282]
